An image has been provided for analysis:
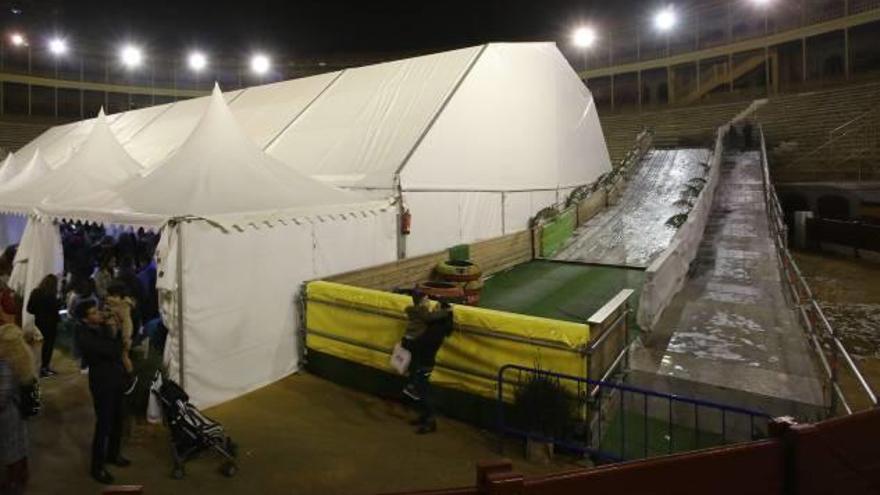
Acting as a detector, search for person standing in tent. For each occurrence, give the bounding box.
[402,292,453,434]
[26,275,62,378]
[93,255,115,300]
[75,300,130,484]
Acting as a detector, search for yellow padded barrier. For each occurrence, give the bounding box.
[305,281,591,399]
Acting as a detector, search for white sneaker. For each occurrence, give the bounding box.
[80,367,89,375]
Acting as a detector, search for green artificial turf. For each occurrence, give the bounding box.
[480,260,645,332]
[597,410,725,461]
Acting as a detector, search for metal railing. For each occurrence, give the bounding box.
[785,105,880,182]
[758,124,879,414]
[496,364,771,463]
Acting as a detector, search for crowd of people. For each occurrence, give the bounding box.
[0,223,168,490]
[0,221,459,490]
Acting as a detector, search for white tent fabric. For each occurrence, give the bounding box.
[266,46,483,188]
[400,43,610,191]
[123,90,242,169]
[32,86,396,407]
[110,103,174,145]
[0,150,51,194]
[8,216,63,331]
[0,111,142,214]
[228,72,341,149]
[6,43,612,405]
[47,86,370,230]
[0,153,25,184]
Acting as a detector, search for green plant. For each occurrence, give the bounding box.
[666,213,689,229]
[511,369,576,439]
[529,206,559,228]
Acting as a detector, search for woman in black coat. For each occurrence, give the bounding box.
[27,274,61,377]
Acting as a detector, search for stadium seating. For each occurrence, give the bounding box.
[599,101,751,164]
[758,81,880,182]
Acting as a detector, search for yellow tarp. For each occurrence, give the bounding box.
[305,281,590,399]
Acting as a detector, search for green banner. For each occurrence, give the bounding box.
[540,208,576,257]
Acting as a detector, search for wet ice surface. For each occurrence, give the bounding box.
[820,303,880,359]
[554,148,711,268]
[653,152,823,404]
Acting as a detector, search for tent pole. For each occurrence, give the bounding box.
[176,219,186,388]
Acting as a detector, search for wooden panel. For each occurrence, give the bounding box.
[326,230,535,291]
[576,190,607,227]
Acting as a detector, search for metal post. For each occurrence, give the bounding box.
[54,59,59,117]
[667,66,675,104]
[79,57,85,119]
[844,28,850,80]
[176,220,186,388]
[27,46,31,116]
[104,58,109,111]
[802,38,808,82]
[610,75,615,112]
[765,47,772,96]
[637,70,642,111]
[728,53,734,93]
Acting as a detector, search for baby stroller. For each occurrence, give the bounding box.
[149,371,239,479]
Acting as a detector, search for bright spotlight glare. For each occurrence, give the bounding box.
[48,38,67,55]
[188,51,207,71]
[751,0,771,6]
[250,54,270,75]
[9,32,25,47]
[572,27,597,48]
[654,8,677,32]
[120,45,143,68]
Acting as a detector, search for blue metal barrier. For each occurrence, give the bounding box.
[496,364,772,462]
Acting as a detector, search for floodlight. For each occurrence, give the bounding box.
[751,0,771,5]
[48,38,67,56]
[654,7,677,32]
[250,53,270,75]
[572,27,597,49]
[120,45,143,68]
[9,32,25,47]
[188,51,207,71]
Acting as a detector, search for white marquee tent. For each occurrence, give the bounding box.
[0,42,611,406]
[4,88,396,407]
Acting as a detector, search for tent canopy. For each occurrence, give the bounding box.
[42,86,381,228]
[0,111,142,214]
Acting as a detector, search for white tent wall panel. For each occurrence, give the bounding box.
[405,192,463,257]
[501,192,532,234]
[8,217,63,332]
[266,46,482,189]
[530,190,558,216]
[173,220,316,408]
[123,91,242,169]
[311,211,397,276]
[405,191,504,257]
[229,73,341,149]
[459,192,503,245]
[400,43,612,191]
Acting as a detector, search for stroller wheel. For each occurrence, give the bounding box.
[226,438,239,458]
[171,467,185,480]
[221,462,238,478]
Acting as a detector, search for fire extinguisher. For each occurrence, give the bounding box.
[400,208,412,235]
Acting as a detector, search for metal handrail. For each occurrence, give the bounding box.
[786,105,880,172]
[758,124,879,412]
[496,364,771,462]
